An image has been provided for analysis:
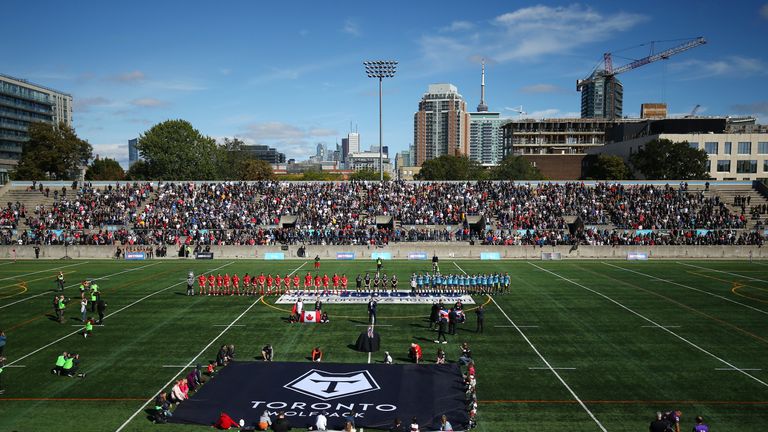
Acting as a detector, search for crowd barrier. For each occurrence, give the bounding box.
[0,244,763,260]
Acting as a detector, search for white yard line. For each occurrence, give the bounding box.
[0,262,161,310]
[529,367,576,370]
[5,262,234,367]
[530,263,768,390]
[115,261,307,432]
[213,324,246,327]
[454,261,607,432]
[716,368,762,371]
[641,325,681,328]
[0,261,87,282]
[677,261,768,284]
[603,262,768,317]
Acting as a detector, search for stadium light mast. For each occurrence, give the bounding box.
[363,60,397,181]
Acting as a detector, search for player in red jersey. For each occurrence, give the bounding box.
[314,274,322,295]
[292,274,300,294]
[208,274,216,295]
[322,273,330,295]
[243,273,251,295]
[304,272,312,291]
[198,274,207,295]
[332,273,340,295]
[341,273,348,294]
[284,273,291,294]
[257,273,266,296]
[223,273,231,295]
[266,274,274,295]
[275,274,283,295]
[232,273,240,296]
[216,273,224,296]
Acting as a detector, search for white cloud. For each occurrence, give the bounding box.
[238,122,339,160]
[114,70,146,82]
[92,143,130,167]
[74,97,111,112]
[130,98,169,108]
[515,108,580,119]
[732,101,768,116]
[671,56,766,79]
[342,18,361,37]
[419,4,646,68]
[442,21,474,32]
[520,84,562,94]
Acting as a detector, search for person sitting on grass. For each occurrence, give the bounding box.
[458,342,472,366]
[311,347,323,362]
[408,343,422,364]
[214,411,239,430]
[170,379,188,403]
[384,351,393,364]
[436,348,446,364]
[257,410,272,430]
[152,392,172,423]
[262,344,273,362]
[320,311,329,323]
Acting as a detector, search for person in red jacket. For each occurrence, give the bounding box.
[292,274,300,293]
[266,274,274,295]
[341,273,348,294]
[223,274,231,295]
[243,273,251,295]
[198,274,207,296]
[215,273,224,296]
[232,273,240,296]
[332,273,340,294]
[275,274,283,295]
[208,274,216,296]
[214,411,239,429]
[409,343,423,364]
[322,274,330,295]
[304,272,312,290]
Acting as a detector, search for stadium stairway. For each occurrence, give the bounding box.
[709,184,768,229]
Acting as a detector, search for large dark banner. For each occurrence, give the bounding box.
[170,361,468,430]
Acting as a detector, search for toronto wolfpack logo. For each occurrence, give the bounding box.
[284,369,381,401]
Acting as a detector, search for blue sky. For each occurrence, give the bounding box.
[3,0,767,167]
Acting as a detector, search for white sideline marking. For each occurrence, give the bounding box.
[641,325,681,328]
[114,261,307,432]
[529,367,576,370]
[0,261,87,282]
[0,262,161,310]
[716,368,762,371]
[530,263,768,390]
[5,262,234,368]
[603,262,768,317]
[0,261,15,267]
[454,261,607,432]
[677,262,768,284]
[213,324,246,327]
[4,365,25,368]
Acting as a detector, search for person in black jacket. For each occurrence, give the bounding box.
[475,304,485,333]
[96,298,107,325]
[272,411,292,432]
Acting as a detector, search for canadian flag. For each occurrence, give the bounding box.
[301,311,320,323]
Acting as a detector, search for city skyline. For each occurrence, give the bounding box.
[2,0,767,167]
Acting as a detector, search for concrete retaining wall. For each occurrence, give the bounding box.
[0,244,763,260]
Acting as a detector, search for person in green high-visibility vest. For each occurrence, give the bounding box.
[57,296,67,323]
[52,351,67,375]
[89,283,99,312]
[82,318,94,339]
[62,353,85,378]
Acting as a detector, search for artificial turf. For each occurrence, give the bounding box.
[0,258,767,431]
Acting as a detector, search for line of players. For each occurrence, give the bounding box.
[196,272,355,296]
[410,272,511,295]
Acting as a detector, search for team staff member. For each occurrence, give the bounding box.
[96,298,107,325]
[367,297,378,324]
[186,272,195,296]
[475,304,485,333]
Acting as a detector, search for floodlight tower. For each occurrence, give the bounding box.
[363,60,398,181]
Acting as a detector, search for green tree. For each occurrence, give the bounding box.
[12,122,92,180]
[489,155,544,180]
[349,169,391,181]
[629,138,710,180]
[583,154,631,180]
[239,159,274,180]
[136,119,219,180]
[415,155,486,180]
[125,160,150,180]
[85,157,125,180]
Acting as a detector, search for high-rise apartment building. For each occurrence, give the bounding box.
[0,74,73,181]
[579,74,623,120]
[128,138,139,167]
[413,84,470,166]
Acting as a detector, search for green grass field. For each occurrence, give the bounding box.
[1,258,767,431]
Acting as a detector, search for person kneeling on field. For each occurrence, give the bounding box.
[311,347,323,362]
[214,411,239,430]
[262,344,273,362]
[408,343,422,364]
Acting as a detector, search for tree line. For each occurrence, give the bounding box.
[11,121,711,181]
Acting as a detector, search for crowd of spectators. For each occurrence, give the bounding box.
[2,180,765,246]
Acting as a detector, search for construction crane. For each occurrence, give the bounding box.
[504,105,527,118]
[577,36,707,119]
[685,104,702,118]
